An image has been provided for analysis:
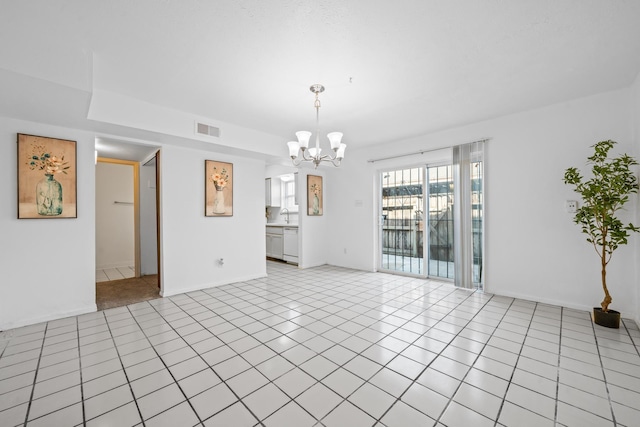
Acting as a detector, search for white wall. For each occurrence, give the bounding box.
[0,117,96,330]
[159,145,267,296]
[325,163,377,272]
[297,168,329,269]
[328,88,639,319]
[482,90,636,317]
[632,72,640,326]
[3,86,639,330]
[140,160,158,275]
[1,118,269,330]
[95,162,135,270]
[264,163,331,268]
[263,165,331,269]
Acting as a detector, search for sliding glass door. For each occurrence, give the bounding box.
[380,168,425,275]
[378,141,484,289]
[426,165,455,280]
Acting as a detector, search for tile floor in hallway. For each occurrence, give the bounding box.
[1,261,640,427]
[96,267,136,283]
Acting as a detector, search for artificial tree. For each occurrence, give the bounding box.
[563,140,639,325]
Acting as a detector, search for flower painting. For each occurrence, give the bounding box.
[205,160,233,216]
[210,166,229,190]
[307,175,323,216]
[17,134,77,219]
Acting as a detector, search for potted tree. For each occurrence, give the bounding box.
[563,140,639,328]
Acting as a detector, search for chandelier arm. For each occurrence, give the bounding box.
[329,158,342,167]
[300,149,315,162]
[318,151,337,162]
[316,154,341,167]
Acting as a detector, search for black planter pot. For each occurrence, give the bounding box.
[592,307,621,328]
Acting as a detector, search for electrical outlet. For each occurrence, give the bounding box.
[566,200,578,213]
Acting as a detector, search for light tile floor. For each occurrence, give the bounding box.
[2,261,639,426]
[97,267,136,283]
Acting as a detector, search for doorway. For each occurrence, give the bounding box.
[378,144,484,290]
[96,158,140,279]
[380,167,426,275]
[95,148,161,309]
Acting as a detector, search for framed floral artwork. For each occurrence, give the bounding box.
[17,133,77,219]
[205,160,233,216]
[307,174,323,216]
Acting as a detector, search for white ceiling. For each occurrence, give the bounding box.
[95,137,159,163]
[1,1,640,154]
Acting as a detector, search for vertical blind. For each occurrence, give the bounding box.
[453,140,485,289]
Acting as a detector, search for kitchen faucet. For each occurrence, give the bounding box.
[280,208,290,224]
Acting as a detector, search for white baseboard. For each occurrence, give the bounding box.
[1,304,97,332]
[161,273,267,298]
[482,287,595,313]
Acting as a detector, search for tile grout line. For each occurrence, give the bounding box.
[553,306,564,426]
[429,293,518,427]
[0,335,7,359]
[562,317,636,421]
[312,281,467,423]
[140,297,265,426]
[368,287,494,425]
[336,279,484,410]
[528,310,631,424]
[621,319,640,358]
[76,317,87,427]
[4,263,640,426]
[100,310,147,426]
[123,301,207,426]
[180,286,312,425]
[180,271,456,424]
[590,316,619,426]
[201,270,640,426]
[491,301,542,426]
[1,330,82,406]
[21,323,48,427]
[311,283,488,424]
[163,294,276,426]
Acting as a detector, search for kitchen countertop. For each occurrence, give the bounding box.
[266,223,298,228]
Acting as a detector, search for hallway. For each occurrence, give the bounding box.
[96,275,160,311]
[96,267,135,283]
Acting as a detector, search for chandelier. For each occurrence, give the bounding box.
[287,84,346,168]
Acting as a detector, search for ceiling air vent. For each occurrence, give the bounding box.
[195,122,220,138]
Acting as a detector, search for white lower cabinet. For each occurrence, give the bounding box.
[266,226,298,264]
[266,227,283,259]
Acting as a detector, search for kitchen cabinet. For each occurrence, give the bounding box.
[265,177,281,207]
[266,225,298,264]
[266,226,283,259]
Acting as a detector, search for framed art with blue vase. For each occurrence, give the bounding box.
[17,133,77,219]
